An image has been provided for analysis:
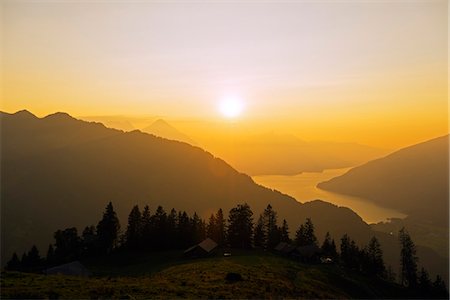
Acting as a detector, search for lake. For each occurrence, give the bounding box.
[253,168,406,224]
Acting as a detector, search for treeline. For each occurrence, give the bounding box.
[6,202,448,298]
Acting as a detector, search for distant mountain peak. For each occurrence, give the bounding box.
[44,112,76,121]
[12,110,37,119]
[143,118,197,145]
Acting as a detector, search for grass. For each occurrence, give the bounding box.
[1,250,408,299]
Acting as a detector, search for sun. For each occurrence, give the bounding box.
[218,96,245,119]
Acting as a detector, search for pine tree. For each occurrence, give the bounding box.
[206,213,216,239]
[253,215,265,248]
[432,275,449,299]
[215,208,226,246]
[398,227,418,287]
[304,218,317,246]
[177,211,191,248]
[96,202,121,254]
[125,205,142,250]
[296,218,317,246]
[141,205,152,249]
[321,232,337,258]
[418,267,432,296]
[167,208,178,248]
[295,224,306,246]
[26,245,42,271]
[54,227,81,262]
[152,206,168,248]
[227,203,254,248]
[191,212,204,243]
[263,204,280,249]
[366,236,385,277]
[340,234,359,269]
[81,225,96,256]
[6,252,20,271]
[280,219,290,243]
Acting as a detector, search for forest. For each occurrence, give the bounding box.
[5,202,448,299]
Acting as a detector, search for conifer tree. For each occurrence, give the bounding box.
[6,252,20,271]
[141,205,152,249]
[152,206,168,248]
[366,236,385,277]
[399,227,418,287]
[295,224,306,246]
[263,204,279,249]
[96,202,120,254]
[280,219,290,243]
[227,203,254,248]
[125,205,142,250]
[253,215,265,248]
[206,213,216,239]
[215,208,226,246]
[167,208,178,248]
[321,232,337,258]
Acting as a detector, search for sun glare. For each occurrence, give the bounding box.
[219,96,244,119]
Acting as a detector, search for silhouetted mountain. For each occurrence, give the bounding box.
[142,119,197,145]
[1,110,369,264]
[78,115,136,131]
[209,133,388,175]
[318,135,449,225]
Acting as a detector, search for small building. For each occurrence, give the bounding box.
[44,261,91,277]
[292,244,322,262]
[274,242,297,255]
[184,238,218,258]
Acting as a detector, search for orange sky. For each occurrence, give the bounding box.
[1,0,448,149]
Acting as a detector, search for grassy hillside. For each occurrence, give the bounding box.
[1,251,410,299]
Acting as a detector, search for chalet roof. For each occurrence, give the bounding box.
[45,261,91,277]
[275,242,297,254]
[184,238,218,254]
[198,238,218,252]
[275,242,289,251]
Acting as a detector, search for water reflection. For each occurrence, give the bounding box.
[253,168,406,224]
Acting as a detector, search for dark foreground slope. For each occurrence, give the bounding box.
[318,135,449,225]
[1,110,369,263]
[1,251,411,299]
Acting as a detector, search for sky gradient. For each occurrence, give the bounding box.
[1,0,448,148]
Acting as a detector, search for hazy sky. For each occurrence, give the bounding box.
[1,0,448,148]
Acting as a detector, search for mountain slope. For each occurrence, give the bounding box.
[1,110,370,264]
[317,135,449,225]
[206,132,388,175]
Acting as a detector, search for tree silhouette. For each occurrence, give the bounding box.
[280,219,290,243]
[6,252,20,271]
[340,234,359,269]
[125,205,142,250]
[167,208,178,248]
[296,218,317,246]
[398,227,418,287]
[321,232,337,258]
[215,209,226,246]
[96,202,120,254]
[54,227,81,262]
[141,205,152,249]
[263,204,280,249]
[253,215,265,248]
[227,203,254,248]
[365,236,385,277]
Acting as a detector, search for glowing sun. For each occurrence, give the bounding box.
[218,96,245,119]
